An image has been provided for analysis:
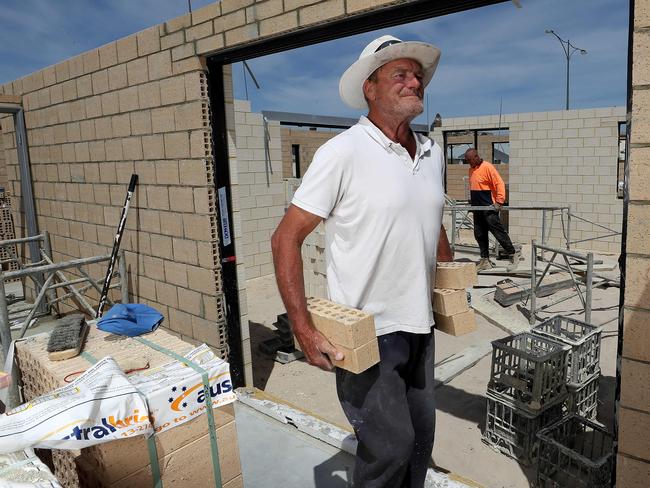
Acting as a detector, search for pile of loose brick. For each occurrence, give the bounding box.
[16,327,242,488]
[432,261,478,336]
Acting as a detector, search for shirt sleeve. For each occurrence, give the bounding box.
[291,143,345,219]
[489,164,507,204]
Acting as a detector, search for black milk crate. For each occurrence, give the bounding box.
[565,371,600,420]
[482,392,565,465]
[532,315,602,384]
[488,332,570,413]
[537,415,613,488]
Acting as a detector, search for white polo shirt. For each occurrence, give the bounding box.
[292,116,445,336]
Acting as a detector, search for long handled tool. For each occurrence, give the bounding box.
[96,174,138,318]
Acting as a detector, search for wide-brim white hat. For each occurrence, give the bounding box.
[339,35,441,110]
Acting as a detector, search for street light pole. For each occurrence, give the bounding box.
[545,29,587,110]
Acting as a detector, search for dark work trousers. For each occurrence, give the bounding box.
[473,209,516,259]
[336,331,435,488]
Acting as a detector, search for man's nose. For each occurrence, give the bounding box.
[405,74,422,90]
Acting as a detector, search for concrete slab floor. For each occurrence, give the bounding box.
[235,401,354,488]
[244,252,620,488]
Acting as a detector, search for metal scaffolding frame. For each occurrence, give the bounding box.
[528,241,618,325]
[445,203,573,256]
[0,233,129,363]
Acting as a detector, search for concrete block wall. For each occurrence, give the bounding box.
[302,224,328,299]
[283,175,327,298]
[233,99,284,280]
[618,0,650,484]
[280,127,338,178]
[433,107,625,253]
[0,12,229,352]
[0,0,404,384]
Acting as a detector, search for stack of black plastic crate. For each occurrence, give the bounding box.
[531,315,603,420]
[531,316,611,487]
[482,331,571,465]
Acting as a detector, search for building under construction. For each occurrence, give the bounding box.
[0,0,648,487]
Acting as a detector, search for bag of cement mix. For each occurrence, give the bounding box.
[0,344,235,452]
[0,357,152,452]
[128,343,236,433]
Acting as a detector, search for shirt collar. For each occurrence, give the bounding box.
[357,116,432,156]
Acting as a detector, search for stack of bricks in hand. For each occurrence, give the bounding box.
[295,297,379,374]
[432,262,478,336]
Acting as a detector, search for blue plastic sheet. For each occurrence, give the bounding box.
[97,303,164,337]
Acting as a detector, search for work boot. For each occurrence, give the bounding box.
[506,251,521,272]
[476,258,494,272]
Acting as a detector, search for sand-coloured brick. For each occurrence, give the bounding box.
[306,297,376,348]
[434,309,476,336]
[331,340,380,375]
[434,261,478,290]
[292,297,380,373]
[77,420,240,488]
[432,288,469,316]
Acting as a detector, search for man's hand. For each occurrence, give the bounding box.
[492,202,503,211]
[293,325,344,371]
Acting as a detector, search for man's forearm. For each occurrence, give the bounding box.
[272,235,312,332]
[271,215,342,371]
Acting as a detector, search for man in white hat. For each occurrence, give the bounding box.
[272,35,452,487]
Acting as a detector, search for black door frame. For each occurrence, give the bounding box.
[205,0,509,389]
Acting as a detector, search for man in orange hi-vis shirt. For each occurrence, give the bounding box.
[465,148,520,272]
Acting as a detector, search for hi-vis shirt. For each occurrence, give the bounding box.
[469,160,506,207]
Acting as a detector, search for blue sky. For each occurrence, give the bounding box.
[1,0,629,123]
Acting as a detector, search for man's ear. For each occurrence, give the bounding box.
[363,79,375,103]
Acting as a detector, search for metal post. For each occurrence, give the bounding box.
[14,109,40,266]
[42,232,58,315]
[0,270,11,365]
[566,205,572,250]
[119,249,129,304]
[0,270,20,408]
[530,240,537,325]
[541,210,547,262]
[15,109,47,314]
[585,251,593,324]
[566,43,570,110]
[450,208,457,254]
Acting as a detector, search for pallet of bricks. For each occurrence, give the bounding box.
[531,315,602,421]
[432,262,477,336]
[15,326,243,488]
[482,330,570,465]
